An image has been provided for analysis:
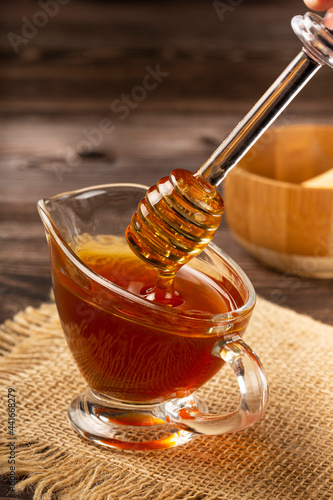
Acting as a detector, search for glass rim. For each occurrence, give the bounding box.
[37,183,256,325]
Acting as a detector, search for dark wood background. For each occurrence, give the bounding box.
[1,0,333,497]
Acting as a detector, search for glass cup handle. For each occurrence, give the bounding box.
[163,336,268,435]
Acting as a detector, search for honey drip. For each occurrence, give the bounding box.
[140,272,184,307]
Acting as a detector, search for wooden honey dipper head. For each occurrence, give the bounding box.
[125,169,224,274]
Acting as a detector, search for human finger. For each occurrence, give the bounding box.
[304,0,333,11]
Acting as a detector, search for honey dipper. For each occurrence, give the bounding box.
[126,13,333,274]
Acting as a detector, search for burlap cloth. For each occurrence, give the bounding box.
[0,296,333,500]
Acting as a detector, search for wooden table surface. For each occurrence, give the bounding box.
[1,0,333,497]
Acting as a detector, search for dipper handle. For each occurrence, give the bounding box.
[197,13,333,186]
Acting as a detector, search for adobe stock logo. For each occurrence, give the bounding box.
[7,0,70,55]
[213,0,243,23]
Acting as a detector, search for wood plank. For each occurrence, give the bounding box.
[1,0,332,113]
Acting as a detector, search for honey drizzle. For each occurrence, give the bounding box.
[125,169,225,303]
[140,271,184,307]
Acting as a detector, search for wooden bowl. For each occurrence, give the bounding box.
[223,124,333,278]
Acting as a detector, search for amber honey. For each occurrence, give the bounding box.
[126,169,225,274]
[50,235,245,404]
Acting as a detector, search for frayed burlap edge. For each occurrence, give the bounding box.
[0,440,198,500]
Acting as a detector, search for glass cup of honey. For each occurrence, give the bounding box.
[38,184,268,450]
